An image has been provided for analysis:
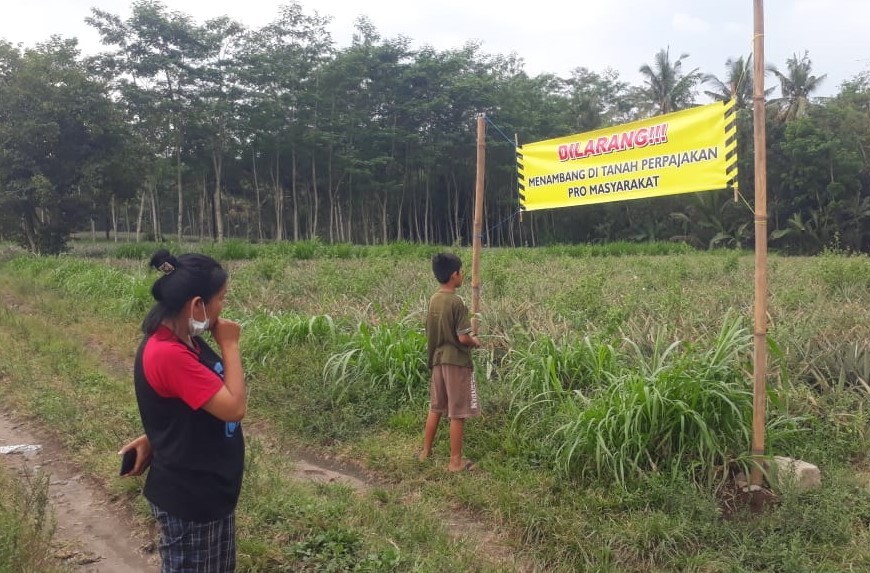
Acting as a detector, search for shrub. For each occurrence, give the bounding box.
[244,312,339,366]
[0,469,65,573]
[552,318,757,488]
[324,319,428,405]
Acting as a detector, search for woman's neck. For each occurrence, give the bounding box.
[163,318,194,349]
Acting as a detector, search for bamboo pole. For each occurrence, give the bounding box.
[471,114,486,335]
[750,0,769,489]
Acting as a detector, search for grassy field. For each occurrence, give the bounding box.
[0,239,868,572]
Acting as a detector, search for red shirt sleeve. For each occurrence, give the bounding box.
[143,330,223,410]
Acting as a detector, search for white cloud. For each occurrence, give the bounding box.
[723,21,747,36]
[0,0,863,96]
[672,12,711,35]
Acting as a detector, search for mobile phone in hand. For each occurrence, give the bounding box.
[119,449,137,476]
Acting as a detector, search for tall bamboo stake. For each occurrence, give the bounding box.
[471,114,486,335]
[750,0,769,488]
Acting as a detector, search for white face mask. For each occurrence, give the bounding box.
[188,301,210,337]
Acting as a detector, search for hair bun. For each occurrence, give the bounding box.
[150,249,179,275]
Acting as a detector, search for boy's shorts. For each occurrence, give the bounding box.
[430,364,480,419]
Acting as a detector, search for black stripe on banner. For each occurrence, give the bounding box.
[726,134,737,147]
[726,149,737,161]
[516,151,524,160]
[517,172,525,181]
[518,183,525,192]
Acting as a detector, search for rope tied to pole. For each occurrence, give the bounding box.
[484,116,517,148]
[481,115,525,220]
[473,209,522,244]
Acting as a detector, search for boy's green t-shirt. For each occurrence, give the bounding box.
[426,291,473,369]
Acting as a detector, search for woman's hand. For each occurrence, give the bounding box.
[211,318,241,348]
[118,434,152,477]
[203,317,247,422]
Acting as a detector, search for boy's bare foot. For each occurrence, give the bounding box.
[447,459,476,472]
[416,449,431,462]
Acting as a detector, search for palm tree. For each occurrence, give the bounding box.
[638,47,702,115]
[703,55,771,110]
[767,51,827,121]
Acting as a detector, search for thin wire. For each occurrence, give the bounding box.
[475,209,522,243]
[746,32,767,93]
[484,116,517,147]
[735,188,755,214]
[734,57,751,100]
[486,209,521,236]
[479,115,525,223]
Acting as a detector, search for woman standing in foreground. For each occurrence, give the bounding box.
[120,249,246,573]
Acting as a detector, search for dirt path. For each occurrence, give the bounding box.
[0,285,534,572]
[1,407,530,572]
[0,406,376,572]
[0,409,154,572]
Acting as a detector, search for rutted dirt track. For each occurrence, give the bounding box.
[0,286,534,572]
[0,409,154,572]
[0,408,378,572]
[0,409,526,572]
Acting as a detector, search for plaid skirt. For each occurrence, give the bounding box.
[150,503,236,573]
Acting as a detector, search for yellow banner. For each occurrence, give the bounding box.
[517,100,737,211]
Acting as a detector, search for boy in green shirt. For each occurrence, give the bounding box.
[418,253,481,471]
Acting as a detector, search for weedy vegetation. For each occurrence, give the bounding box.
[0,466,68,573]
[0,241,868,572]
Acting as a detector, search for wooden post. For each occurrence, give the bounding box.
[471,114,486,335]
[750,0,769,489]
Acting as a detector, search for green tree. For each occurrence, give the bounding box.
[563,67,632,130]
[768,51,827,122]
[638,47,702,115]
[0,39,134,253]
[88,0,207,241]
[238,2,333,241]
[702,55,772,110]
[195,16,246,242]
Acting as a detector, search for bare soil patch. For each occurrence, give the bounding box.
[0,408,155,572]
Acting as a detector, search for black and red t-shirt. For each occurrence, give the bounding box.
[134,325,244,522]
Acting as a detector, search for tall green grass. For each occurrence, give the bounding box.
[94,238,444,262]
[243,312,340,366]
[504,335,618,398]
[505,319,800,489]
[325,319,428,405]
[5,256,152,317]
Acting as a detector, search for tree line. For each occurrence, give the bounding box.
[1,0,868,254]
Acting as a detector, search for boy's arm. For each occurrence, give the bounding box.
[455,297,480,348]
[458,332,481,348]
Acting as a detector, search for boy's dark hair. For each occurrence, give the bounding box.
[432,252,462,284]
[142,249,228,335]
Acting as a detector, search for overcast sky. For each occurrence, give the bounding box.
[1,0,868,98]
